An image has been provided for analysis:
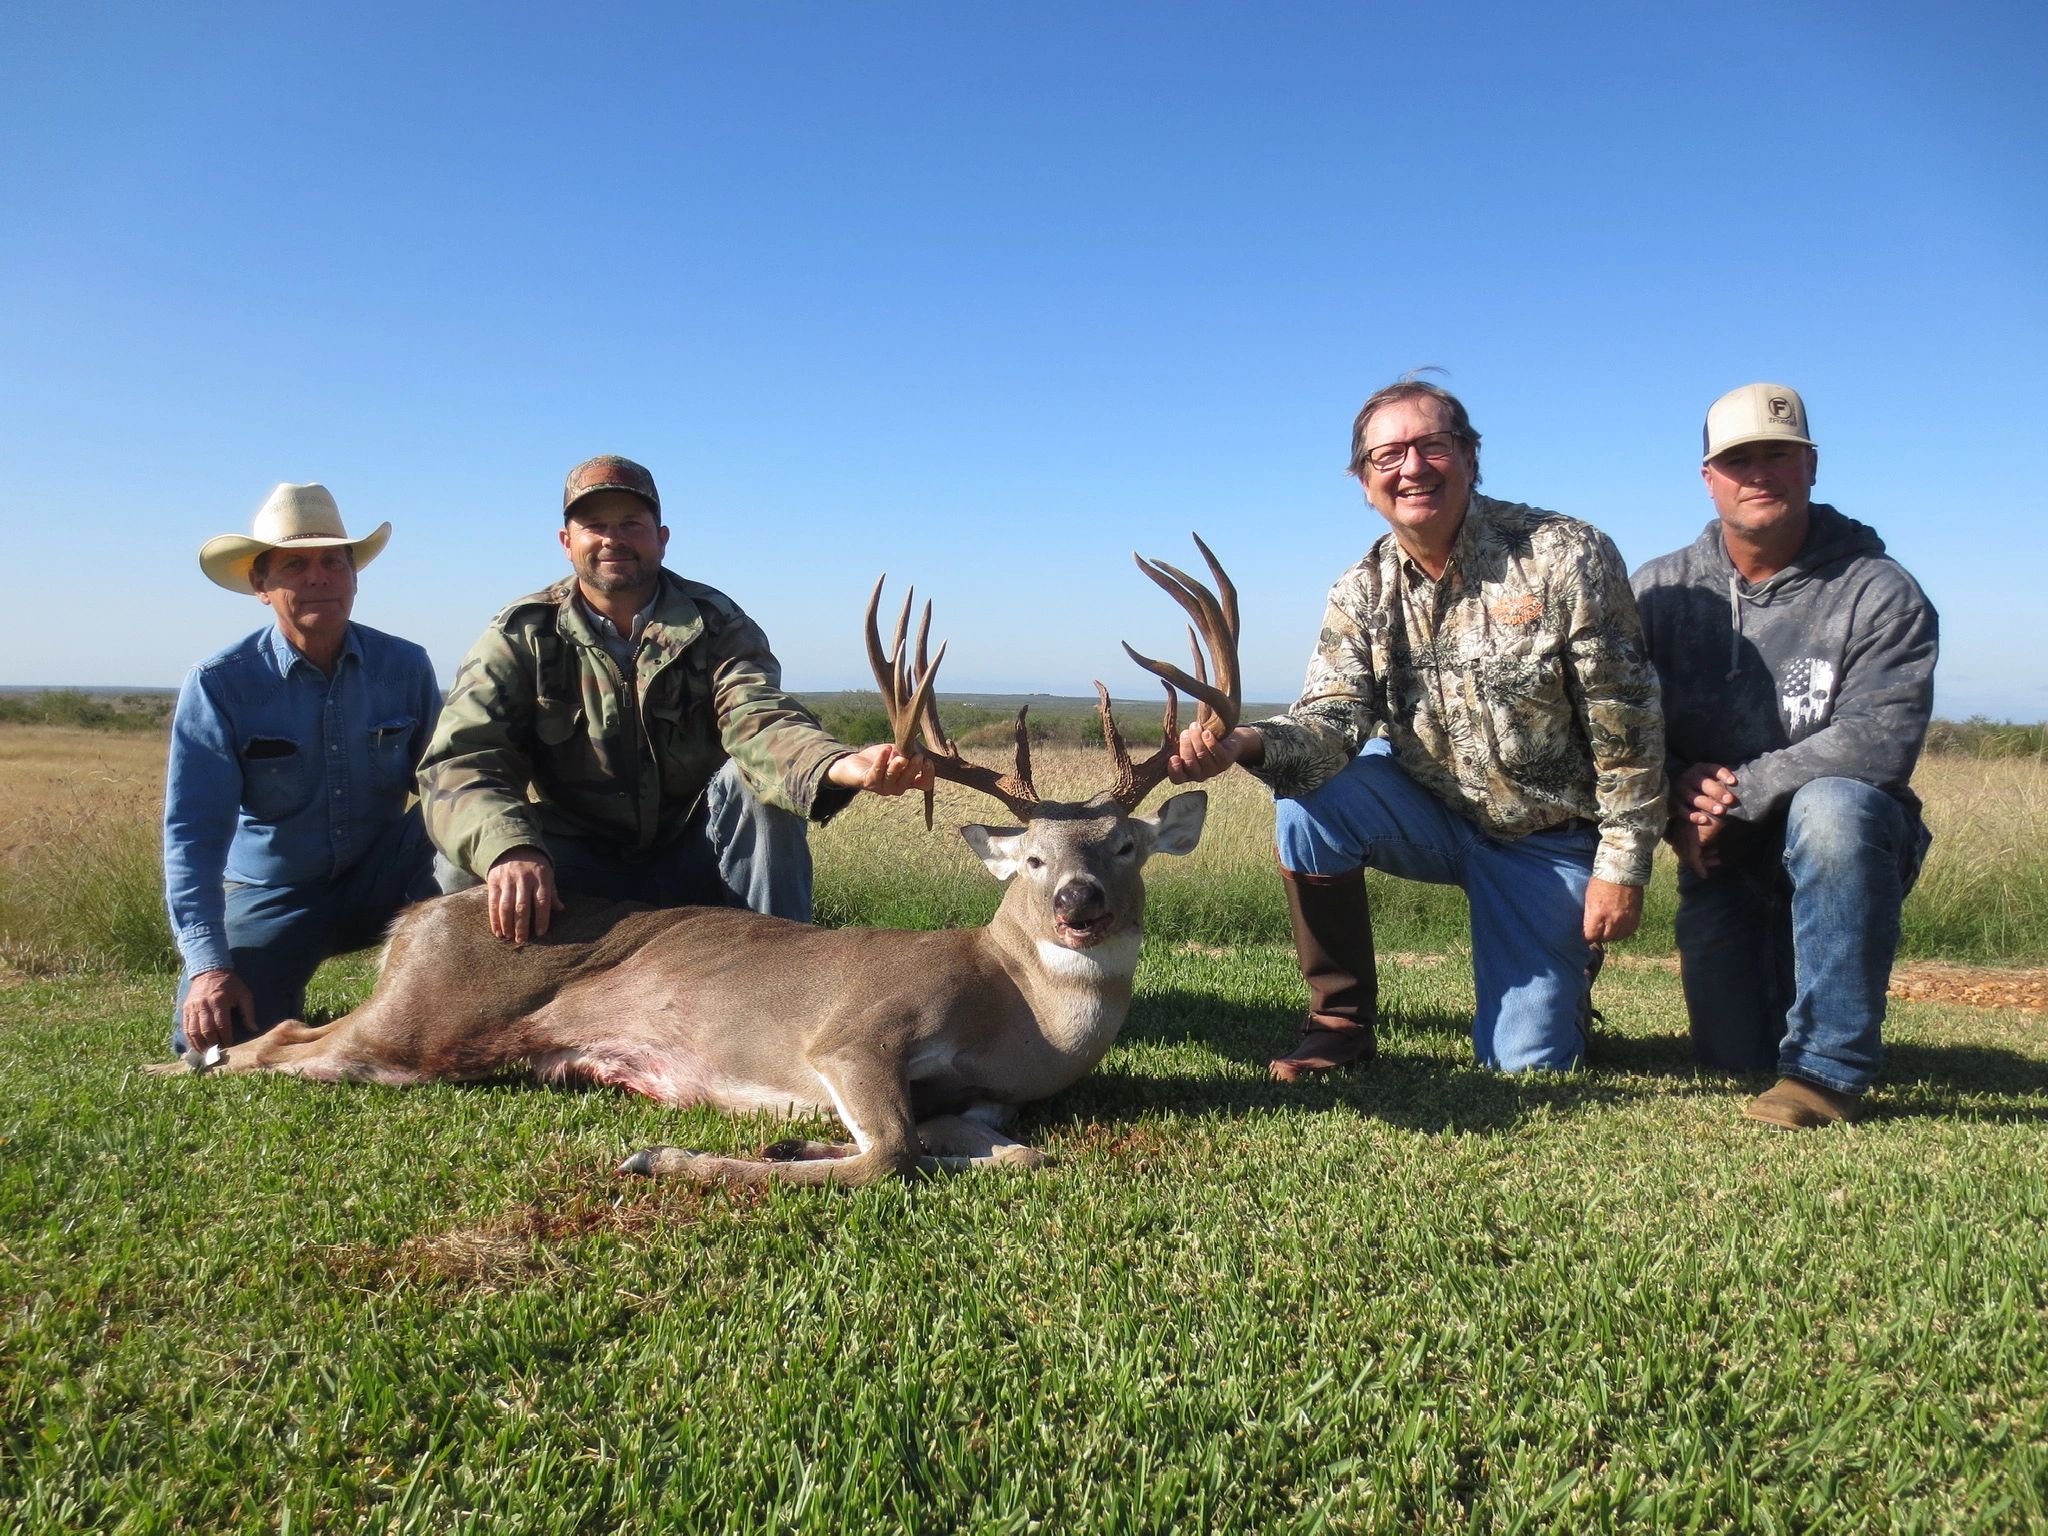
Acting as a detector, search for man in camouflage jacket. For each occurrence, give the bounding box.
[1172,380,1665,1078]
[419,455,928,943]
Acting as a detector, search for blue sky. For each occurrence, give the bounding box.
[2,2,2042,718]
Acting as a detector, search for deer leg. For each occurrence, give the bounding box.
[620,1050,924,1187]
[138,1017,388,1081]
[915,1111,1051,1171]
[214,1014,441,1084]
[141,1018,339,1077]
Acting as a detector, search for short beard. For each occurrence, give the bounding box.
[578,554,657,598]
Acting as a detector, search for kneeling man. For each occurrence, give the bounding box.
[166,484,441,1055]
[419,455,927,943]
[1173,379,1666,1077]
[1633,384,1937,1128]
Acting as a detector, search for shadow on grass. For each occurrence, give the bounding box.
[1095,987,2048,1133]
[1884,1038,2048,1095]
[1856,1039,2048,1124]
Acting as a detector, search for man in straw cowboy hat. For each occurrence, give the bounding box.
[1633,384,1937,1129]
[418,454,929,944]
[164,482,442,1057]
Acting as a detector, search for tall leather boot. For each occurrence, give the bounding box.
[1270,867,1378,1083]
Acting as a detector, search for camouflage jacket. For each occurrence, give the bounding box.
[1250,495,1667,886]
[419,571,853,877]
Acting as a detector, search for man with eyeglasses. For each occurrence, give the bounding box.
[1170,377,1665,1078]
[1632,385,1936,1128]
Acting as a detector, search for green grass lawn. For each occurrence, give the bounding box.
[3,949,2044,1534]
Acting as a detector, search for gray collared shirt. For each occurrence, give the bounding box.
[579,593,659,672]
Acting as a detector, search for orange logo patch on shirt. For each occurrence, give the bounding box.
[1489,594,1543,627]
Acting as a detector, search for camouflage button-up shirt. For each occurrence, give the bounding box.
[420,571,853,879]
[1249,495,1666,887]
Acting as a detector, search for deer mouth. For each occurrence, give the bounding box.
[1054,912,1119,949]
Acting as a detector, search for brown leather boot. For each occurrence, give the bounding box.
[1743,1076,1861,1129]
[1270,868,1378,1083]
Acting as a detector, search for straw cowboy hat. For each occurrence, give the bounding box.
[198,483,392,594]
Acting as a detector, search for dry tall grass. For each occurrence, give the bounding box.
[2,727,2043,971]
[0,727,173,972]
[1907,751,2048,959]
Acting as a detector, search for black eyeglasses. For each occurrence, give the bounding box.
[1361,432,1467,473]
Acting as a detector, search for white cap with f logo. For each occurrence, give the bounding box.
[1703,383,1815,462]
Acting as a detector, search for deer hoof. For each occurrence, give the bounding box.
[617,1146,704,1178]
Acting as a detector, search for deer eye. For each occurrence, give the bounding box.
[1025,855,1045,871]
[1117,840,1136,857]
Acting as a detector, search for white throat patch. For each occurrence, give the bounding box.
[1035,931,1141,979]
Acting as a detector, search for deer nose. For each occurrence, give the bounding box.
[1054,878,1106,921]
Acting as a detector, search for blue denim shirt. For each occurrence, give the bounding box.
[163,622,441,976]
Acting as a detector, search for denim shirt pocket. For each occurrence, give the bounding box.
[368,716,419,796]
[242,736,314,821]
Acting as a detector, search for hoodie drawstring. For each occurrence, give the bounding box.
[1725,572,1743,681]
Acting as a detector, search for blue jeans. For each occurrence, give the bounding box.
[1275,741,1599,1072]
[434,759,815,922]
[170,805,437,1052]
[1676,776,1928,1095]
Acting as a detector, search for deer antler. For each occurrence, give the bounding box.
[1096,533,1241,812]
[864,576,1041,827]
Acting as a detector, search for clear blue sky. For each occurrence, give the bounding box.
[3,2,2042,718]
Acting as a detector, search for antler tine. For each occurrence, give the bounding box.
[1124,547,1242,735]
[863,575,910,746]
[1094,681,1135,790]
[899,635,947,830]
[1093,679,1181,809]
[901,600,947,829]
[863,573,1042,825]
[890,586,917,723]
[1100,534,1240,811]
[1011,707,1036,803]
[1191,530,1240,663]
[912,600,955,757]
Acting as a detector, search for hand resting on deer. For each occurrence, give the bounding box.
[147,538,1242,1185]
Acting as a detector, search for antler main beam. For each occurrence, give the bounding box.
[1097,533,1242,812]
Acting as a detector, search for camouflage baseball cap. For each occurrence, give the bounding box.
[562,455,660,519]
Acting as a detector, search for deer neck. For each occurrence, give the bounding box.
[977,882,1141,1062]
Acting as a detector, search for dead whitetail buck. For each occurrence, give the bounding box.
[152,538,1240,1185]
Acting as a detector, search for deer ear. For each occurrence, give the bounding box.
[960,824,1028,880]
[1142,791,1208,857]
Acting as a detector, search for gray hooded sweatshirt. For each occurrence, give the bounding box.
[1630,503,1937,827]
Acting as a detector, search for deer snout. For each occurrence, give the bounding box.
[1051,875,1121,950]
[1054,877,1110,928]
